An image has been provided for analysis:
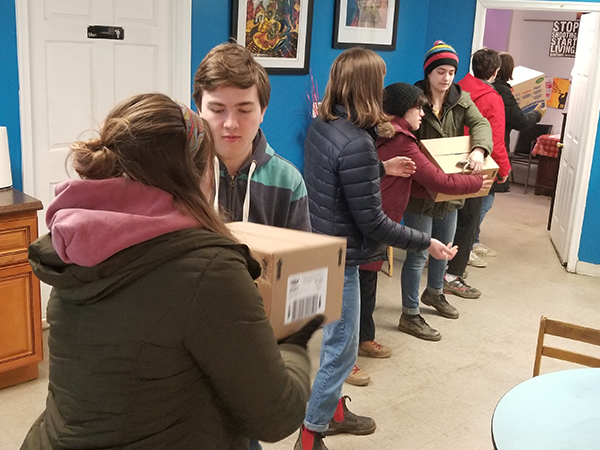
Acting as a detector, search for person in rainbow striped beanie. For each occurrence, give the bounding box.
[423,40,460,77]
[397,40,493,342]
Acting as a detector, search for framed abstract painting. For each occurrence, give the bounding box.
[333,0,400,50]
[232,0,314,74]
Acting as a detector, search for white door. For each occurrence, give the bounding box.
[550,12,600,270]
[18,0,191,315]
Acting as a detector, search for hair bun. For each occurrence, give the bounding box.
[82,138,107,153]
[70,138,120,179]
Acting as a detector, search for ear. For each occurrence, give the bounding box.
[489,68,500,83]
[260,107,267,124]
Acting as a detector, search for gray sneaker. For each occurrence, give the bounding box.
[473,243,497,257]
[421,290,460,319]
[444,277,482,299]
[398,313,441,341]
[468,251,488,268]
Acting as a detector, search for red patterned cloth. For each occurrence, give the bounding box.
[532,134,561,158]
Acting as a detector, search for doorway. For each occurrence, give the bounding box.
[473,0,600,273]
[16,0,192,317]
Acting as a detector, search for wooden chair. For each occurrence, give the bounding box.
[533,316,600,376]
[386,247,394,277]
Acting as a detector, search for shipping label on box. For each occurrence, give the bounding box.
[419,136,499,202]
[285,267,327,324]
[509,66,547,114]
[226,222,346,340]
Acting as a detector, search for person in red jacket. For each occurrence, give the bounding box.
[458,48,511,265]
[349,83,491,385]
[443,48,508,299]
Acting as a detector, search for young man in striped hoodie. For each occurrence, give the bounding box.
[193,42,311,450]
[193,42,310,232]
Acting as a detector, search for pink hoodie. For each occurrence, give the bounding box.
[47,178,200,267]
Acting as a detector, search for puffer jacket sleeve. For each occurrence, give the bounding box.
[338,136,431,253]
[460,92,493,157]
[184,247,311,443]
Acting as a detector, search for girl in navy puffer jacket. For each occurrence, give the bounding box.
[296,47,457,450]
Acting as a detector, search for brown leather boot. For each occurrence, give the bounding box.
[345,364,370,386]
[324,396,376,436]
[293,425,329,450]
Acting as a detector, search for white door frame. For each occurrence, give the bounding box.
[16,0,192,195]
[473,0,600,273]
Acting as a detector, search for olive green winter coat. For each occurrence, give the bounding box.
[21,229,311,450]
[407,82,493,219]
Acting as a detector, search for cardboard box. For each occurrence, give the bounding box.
[419,136,499,202]
[509,66,547,114]
[226,222,346,339]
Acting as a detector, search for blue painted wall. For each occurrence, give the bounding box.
[423,0,478,81]
[0,0,22,191]
[579,113,600,265]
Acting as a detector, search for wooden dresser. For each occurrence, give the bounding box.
[0,189,44,389]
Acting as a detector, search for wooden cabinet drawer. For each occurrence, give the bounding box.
[0,190,43,388]
[0,263,43,373]
[0,216,38,267]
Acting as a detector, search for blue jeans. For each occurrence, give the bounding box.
[400,210,458,315]
[474,192,495,245]
[304,265,360,432]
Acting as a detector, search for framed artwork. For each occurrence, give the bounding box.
[333,0,400,50]
[232,0,314,75]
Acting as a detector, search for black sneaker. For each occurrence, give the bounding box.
[421,290,460,318]
[443,277,481,299]
[324,396,376,436]
[294,425,329,450]
[398,313,441,341]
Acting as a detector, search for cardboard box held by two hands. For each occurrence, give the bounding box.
[227,222,346,340]
[419,136,499,202]
[509,66,547,113]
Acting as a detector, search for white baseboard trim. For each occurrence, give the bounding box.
[575,261,600,278]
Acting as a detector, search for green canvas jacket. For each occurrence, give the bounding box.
[408,82,493,218]
[21,229,311,450]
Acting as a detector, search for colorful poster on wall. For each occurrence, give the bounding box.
[232,0,314,74]
[549,20,579,58]
[544,77,553,101]
[548,78,570,109]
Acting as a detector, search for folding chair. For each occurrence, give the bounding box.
[509,124,553,194]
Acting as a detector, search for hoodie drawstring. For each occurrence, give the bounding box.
[242,160,257,223]
[212,156,220,213]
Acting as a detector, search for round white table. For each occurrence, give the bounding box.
[492,368,600,449]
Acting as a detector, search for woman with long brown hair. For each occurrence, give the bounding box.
[22,93,319,450]
[299,48,456,450]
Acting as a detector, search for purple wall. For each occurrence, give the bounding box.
[484,9,512,51]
